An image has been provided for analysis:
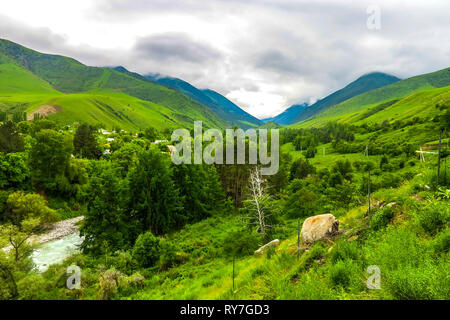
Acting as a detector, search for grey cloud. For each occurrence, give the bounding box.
[0,14,116,67]
[254,50,301,74]
[0,14,67,53]
[1,0,449,118]
[134,33,221,64]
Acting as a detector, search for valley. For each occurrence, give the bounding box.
[0,38,448,301]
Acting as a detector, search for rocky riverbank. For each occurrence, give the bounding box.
[29,216,84,245]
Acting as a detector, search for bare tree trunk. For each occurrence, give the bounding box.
[245,167,272,239]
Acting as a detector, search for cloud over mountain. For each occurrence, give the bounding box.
[0,0,448,118]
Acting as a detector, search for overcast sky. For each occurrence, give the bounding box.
[0,0,449,118]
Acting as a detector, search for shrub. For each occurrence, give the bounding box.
[431,228,450,254]
[97,269,122,300]
[370,206,395,231]
[417,202,450,235]
[380,173,402,189]
[159,239,180,270]
[332,160,353,181]
[222,229,261,258]
[119,272,145,291]
[283,186,322,218]
[111,250,135,273]
[328,259,362,290]
[290,158,316,180]
[132,232,161,268]
[304,146,317,159]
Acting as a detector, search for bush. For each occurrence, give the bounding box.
[222,229,261,258]
[283,185,322,219]
[158,239,180,270]
[97,269,122,300]
[304,146,317,159]
[132,232,161,268]
[370,206,395,231]
[380,173,402,189]
[417,202,450,235]
[328,259,362,290]
[110,250,135,273]
[290,158,316,180]
[432,228,450,254]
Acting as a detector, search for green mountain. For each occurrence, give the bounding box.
[262,103,309,125]
[144,73,263,129]
[294,67,450,127]
[0,39,227,131]
[292,72,401,124]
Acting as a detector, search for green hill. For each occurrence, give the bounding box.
[291,72,401,124]
[0,39,228,130]
[294,67,450,127]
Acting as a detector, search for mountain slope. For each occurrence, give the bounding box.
[0,39,227,130]
[145,73,262,128]
[292,72,401,124]
[200,89,262,128]
[293,67,450,127]
[0,52,59,94]
[263,103,309,125]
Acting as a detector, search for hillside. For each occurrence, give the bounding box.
[263,103,309,125]
[0,39,227,130]
[291,72,401,124]
[145,73,262,129]
[295,67,450,127]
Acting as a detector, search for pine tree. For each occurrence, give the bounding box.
[129,149,182,235]
[80,161,134,254]
[73,124,102,159]
[29,129,73,193]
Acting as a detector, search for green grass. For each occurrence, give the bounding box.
[0,56,58,94]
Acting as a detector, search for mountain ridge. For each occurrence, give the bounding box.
[290,72,401,124]
[293,67,450,127]
[144,73,262,129]
[0,38,228,130]
[262,103,309,125]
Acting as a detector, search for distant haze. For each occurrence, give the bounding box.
[0,0,448,118]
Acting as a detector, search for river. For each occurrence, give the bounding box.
[31,232,84,273]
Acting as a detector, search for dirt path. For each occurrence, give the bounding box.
[27,104,62,120]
